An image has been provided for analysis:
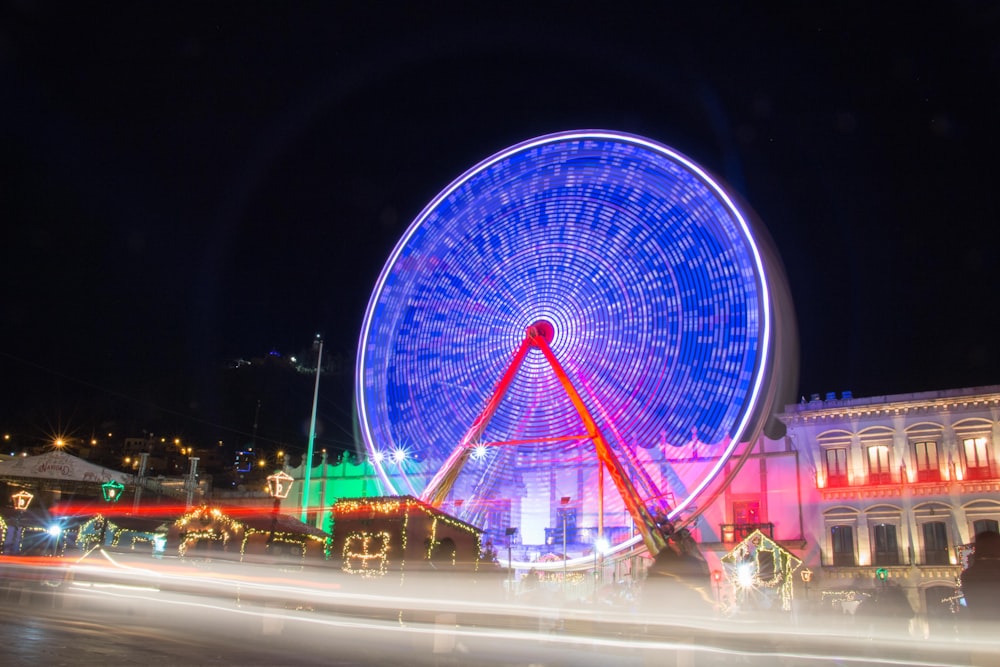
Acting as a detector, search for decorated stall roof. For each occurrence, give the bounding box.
[0,450,133,485]
[168,505,330,562]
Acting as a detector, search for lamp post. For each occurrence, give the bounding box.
[711,569,723,608]
[593,536,609,605]
[800,567,813,602]
[11,490,33,555]
[266,470,295,546]
[505,527,517,597]
[560,496,571,598]
[100,479,125,548]
[301,334,323,525]
[875,567,888,590]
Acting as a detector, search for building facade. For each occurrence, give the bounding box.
[779,385,1000,625]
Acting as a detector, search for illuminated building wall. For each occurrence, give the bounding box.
[781,384,1000,620]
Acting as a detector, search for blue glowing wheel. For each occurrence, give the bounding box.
[357,130,782,548]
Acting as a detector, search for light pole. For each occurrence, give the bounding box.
[560,496,571,597]
[266,470,295,547]
[132,451,149,513]
[11,490,33,555]
[100,479,125,548]
[800,567,813,603]
[712,569,723,609]
[505,527,517,597]
[593,536,609,605]
[301,334,323,525]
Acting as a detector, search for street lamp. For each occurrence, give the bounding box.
[800,567,813,602]
[711,569,723,607]
[300,334,323,525]
[101,479,125,503]
[593,536,609,604]
[505,527,517,597]
[11,490,32,555]
[12,490,33,512]
[560,496,571,597]
[266,470,295,545]
[99,479,125,548]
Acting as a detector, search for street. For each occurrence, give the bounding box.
[0,556,991,667]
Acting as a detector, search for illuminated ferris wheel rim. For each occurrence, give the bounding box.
[356,129,774,523]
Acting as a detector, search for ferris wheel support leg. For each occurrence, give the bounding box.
[421,337,534,507]
[531,334,668,556]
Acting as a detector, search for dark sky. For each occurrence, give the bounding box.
[3,3,999,450]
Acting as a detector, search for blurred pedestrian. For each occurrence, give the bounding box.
[961,531,1000,666]
[961,531,1000,620]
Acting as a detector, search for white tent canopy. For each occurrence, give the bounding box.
[0,450,133,485]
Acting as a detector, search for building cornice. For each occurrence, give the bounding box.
[779,385,1000,426]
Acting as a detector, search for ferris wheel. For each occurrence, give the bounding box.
[356,130,787,556]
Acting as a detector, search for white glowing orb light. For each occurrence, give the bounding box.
[471,444,489,461]
[47,525,62,538]
[736,562,756,589]
[391,447,408,464]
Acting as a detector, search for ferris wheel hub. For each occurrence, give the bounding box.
[527,320,555,344]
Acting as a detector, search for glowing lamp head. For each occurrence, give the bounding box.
[266,470,295,499]
[12,490,33,511]
[101,479,125,503]
[47,524,62,538]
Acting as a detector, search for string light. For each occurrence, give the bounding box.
[173,506,327,561]
[331,496,483,577]
[342,531,392,576]
[721,529,802,611]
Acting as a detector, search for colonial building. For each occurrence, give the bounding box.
[779,384,1000,624]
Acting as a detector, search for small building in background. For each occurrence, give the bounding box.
[329,496,483,577]
[167,506,330,563]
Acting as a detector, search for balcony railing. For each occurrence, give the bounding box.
[964,465,994,481]
[821,466,1000,490]
[719,522,774,544]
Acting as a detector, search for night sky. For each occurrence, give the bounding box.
[3,4,999,454]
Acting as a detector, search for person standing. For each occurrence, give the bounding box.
[961,531,1000,666]
[962,531,1000,619]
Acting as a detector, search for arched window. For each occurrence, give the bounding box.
[922,521,949,565]
[962,436,992,480]
[872,523,900,565]
[831,525,855,566]
[913,441,940,482]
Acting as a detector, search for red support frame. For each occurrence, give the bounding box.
[420,322,668,555]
